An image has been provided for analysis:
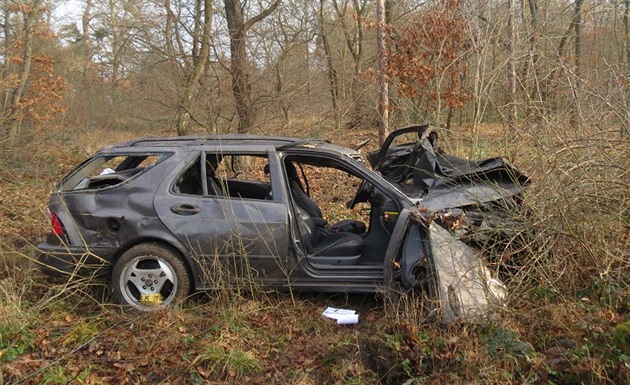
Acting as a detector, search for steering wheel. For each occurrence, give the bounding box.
[346,180,371,209]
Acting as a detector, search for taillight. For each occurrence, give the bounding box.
[49,210,64,236]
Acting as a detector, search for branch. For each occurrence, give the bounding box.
[242,0,282,32]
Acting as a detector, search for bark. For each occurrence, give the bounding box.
[526,0,542,111]
[570,0,583,129]
[225,0,281,134]
[4,2,40,144]
[376,0,388,145]
[507,0,517,132]
[624,0,630,137]
[275,56,289,125]
[80,0,93,86]
[626,0,630,67]
[2,0,12,111]
[163,0,177,74]
[175,0,213,136]
[318,0,340,128]
[81,0,92,61]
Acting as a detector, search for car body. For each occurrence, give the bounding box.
[368,124,531,253]
[38,127,522,321]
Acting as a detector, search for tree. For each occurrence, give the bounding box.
[332,0,369,128]
[317,0,341,128]
[570,0,583,129]
[265,0,315,127]
[376,0,388,144]
[383,0,469,126]
[224,0,281,133]
[1,0,66,145]
[169,0,213,136]
[507,0,517,132]
[623,0,630,137]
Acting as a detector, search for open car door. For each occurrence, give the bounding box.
[384,208,507,323]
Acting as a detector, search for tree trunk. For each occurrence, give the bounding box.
[275,55,289,126]
[507,0,517,133]
[570,0,583,129]
[333,0,368,128]
[81,0,92,82]
[5,2,39,144]
[526,0,542,116]
[376,0,389,145]
[318,0,340,128]
[2,0,11,79]
[623,0,630,137]
[228,26,254,133]
[176,0,213,136]
[224,0,281,134]
[2,0,12,115]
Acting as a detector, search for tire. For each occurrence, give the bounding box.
[112,243,192,311]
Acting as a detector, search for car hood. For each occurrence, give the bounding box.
[368,124,530,209]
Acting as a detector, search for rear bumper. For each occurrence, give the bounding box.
[37,242,115,278]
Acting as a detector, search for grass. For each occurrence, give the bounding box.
[0,119,628,384]
[197,344,261,379]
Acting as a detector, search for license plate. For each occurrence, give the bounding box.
[140,294,162,304]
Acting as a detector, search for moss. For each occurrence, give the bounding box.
[612,320,630,353]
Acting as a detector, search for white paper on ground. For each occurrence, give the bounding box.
[322,307,359,325]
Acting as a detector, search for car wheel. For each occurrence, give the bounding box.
[112,243,191,311]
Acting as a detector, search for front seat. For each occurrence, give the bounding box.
[285,162,366,234]
[285,162,364,265]
[294,202,364,265]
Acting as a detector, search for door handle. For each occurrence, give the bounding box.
[170,204,201,215]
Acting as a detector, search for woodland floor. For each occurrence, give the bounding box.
[0,122,628,384]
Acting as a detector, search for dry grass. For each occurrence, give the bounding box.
[0,120,628,384]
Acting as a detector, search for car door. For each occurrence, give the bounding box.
[154,150,290,287]
[384,208,508,323]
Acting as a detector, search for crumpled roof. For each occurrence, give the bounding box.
[368,125,530,204]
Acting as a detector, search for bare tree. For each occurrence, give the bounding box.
[224,0,281,133]
[332,0,369,128]
[172,0,213,135]
[623,0,630,136]
[507,0,517,132]
[522,0,543,116]
[80,0,93,80]
[570,0,583,129]
[266,0,314,127]
[317,0,341,128]
[376,0,388,144]
[465,1,504,152]
[1,0,42,144]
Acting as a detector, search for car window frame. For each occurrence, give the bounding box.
[171,149,283,203]
[57,151,172,193]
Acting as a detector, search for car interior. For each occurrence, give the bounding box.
[174,154,272,200]
[283,156,401,267]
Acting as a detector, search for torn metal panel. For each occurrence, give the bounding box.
[427,221,506,322]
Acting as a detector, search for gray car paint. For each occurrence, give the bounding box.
[38,133,512,322]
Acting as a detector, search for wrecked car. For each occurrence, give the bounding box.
[38,129,519,321]
[369,125,531,257]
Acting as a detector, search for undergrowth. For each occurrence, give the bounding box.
[0,121,628,384]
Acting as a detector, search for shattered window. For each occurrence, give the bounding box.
[174,153,272,200]
[60,154,164,191]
